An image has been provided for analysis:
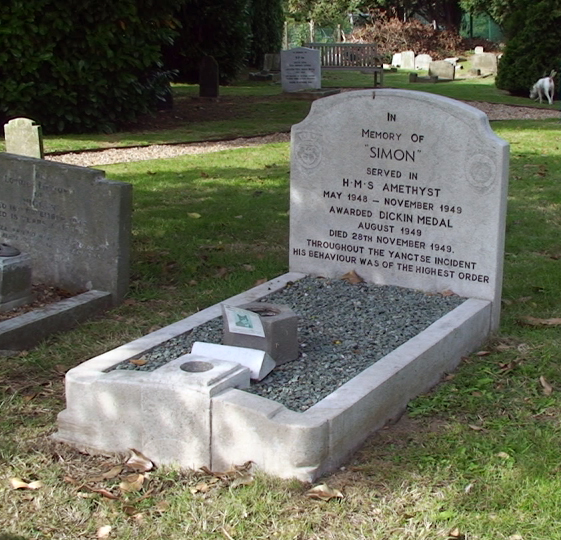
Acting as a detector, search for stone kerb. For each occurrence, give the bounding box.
[0,153,132,304]
[281,47,321,93]
[289,89,509,330]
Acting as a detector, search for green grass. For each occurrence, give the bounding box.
[1,79,561,539]
[1,69,558,154]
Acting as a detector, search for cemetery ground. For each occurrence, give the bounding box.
[1,71,561,538]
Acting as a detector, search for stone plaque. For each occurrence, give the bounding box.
[289,89,509,328]
[281,47,321,93]
[0,154,132,304]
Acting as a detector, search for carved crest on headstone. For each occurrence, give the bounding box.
[294,131,322,170]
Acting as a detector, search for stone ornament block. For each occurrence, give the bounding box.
[0,252,33,312]
[222,302,299,365]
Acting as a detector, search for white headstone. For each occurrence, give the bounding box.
[281,47,321,93]
[474,46,484,54]
[289,89,509,329]
[391,53,402,67]
[400,50,415,70]
[415,54,432,70]
[4,117,44,159]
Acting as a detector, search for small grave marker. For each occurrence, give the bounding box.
[199,56,219,98]
[4,118,44,159]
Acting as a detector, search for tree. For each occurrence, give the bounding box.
[163,0,252,83]
[0,0,181,133]
[459,0,522,29]
[248,0,284,68]
[495,0,561,95]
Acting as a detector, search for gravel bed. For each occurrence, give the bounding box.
[113,277,465,412]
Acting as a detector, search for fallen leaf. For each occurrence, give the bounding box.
[475,350,492,356]
[190,482,210,494]
[448,528,465,539]
[10,478,43,490]
[126,449,154,472]
[155,500,170,513]
[188,212,201,219]
[230,473,254,488]
[340,270,364,284]
[129,357,147,366]
[519,316,561,327]
[440,289,456,297]
[243,264,255,272]
[88,465,123,482]
[215,267,229,278]
[85,486,120,500]
[468,424,484,431]
[305,483,344,501]
[496,451,511,459]
[253,278,268,286]
[122,505,139,516]
[516,296,533,303]
[464,483,474,494]
[540,376,553,395]
[97,525,112,538]
[119,473,144,493]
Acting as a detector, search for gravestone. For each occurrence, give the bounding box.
[391,53,402,67]
[4,118,44,159]
[400,50,415,70]
[0,154,132,304]
[474,46,484,54]
[289,89,509,329]
[263,53,281,72]
[199,56,219,98]
[429,60,455,80]
[472,53,498,75]
[415,54,432,71]
[281,47,321,93]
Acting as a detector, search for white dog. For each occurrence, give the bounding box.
[530,70,556,104]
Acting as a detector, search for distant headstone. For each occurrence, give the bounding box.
[400,51,415,70]
[199,56,219,98]
[289,89,509,329]
[0,154,132,304]
[4,118,44,159]
[263,53,281,72]
[415,54,432,71]
[391,53,402,67]
[281,47,321,93]
[429,60,455,80]
[474,46,484,54]
[472,53,498,75]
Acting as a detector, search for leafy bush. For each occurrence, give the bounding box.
[496,0,561,96]
[247,0,284,69]
[163,0,252,84]
[0,0,181,134]
[348,11,499,62]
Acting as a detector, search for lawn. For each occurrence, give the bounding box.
[1,71,561,539]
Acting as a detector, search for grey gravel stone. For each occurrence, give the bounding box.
[112,277,464,412]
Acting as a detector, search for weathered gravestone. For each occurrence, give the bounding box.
[472,53,498,75]
[4,118,44,159]
[281,47,321,93]
[199,56,219,98]
[429,60,455,80]
[290,89,509,329]
[415,54,432,71]
[0,154,132,304]
[400,50,415,70]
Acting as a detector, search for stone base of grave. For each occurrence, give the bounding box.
[53,273,492,481]
[0,290,112,351]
